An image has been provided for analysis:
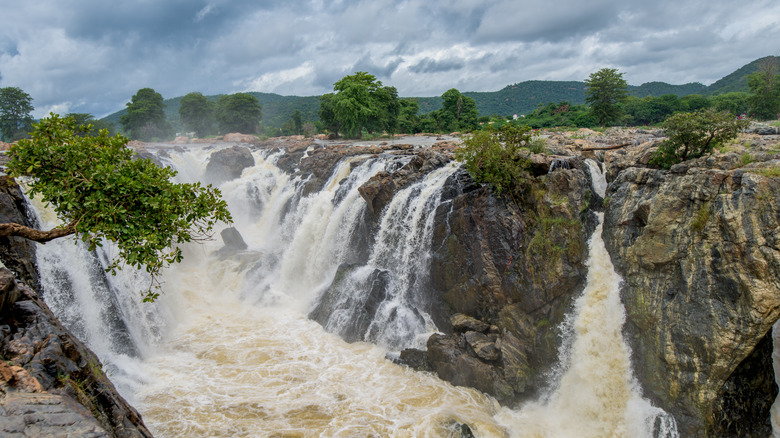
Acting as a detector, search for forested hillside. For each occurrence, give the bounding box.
[101,56,777,129]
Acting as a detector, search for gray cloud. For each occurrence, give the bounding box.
[408,57,466,74]
[0,0,777,118]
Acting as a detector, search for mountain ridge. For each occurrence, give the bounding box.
[102,56,777,130]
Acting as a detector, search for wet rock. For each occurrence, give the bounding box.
[0,392,110,438]
[464,331,500,361]
[0,270,153,437]
[204,145,255,184]
[220,227,248,250]
[358,151,451,217]
[421,163,593,404]
[308,265,391,343]
[0,269,20,316]
[0,176,40,290]
[450,313,490,333]
[395,348,431,372]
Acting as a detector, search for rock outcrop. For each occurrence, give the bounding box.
[400,160,597,404]
[0,176,40,291]
[204,145,255,184]
[603,154,780,436]
[0,269,153,437]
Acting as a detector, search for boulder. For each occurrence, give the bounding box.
[0,269,20,316]
[222,132,258,143]
[204,145,255,184]
[308,265,391,343]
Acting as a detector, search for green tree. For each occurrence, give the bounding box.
[585,68,629,127]
[0,87,35,142]
[179,92,216,137]
[291,110,303,135]
[441,88,479,131]
[746,58,780,120]
[215,93,262,134]
[712,92,750,115]
[322,72,401,139]
[650,108,750,169]
[330,72,381,138]
[318,92,340,136]
[398,98,421,134]
[120,88,172,141]
[2,114,232,301]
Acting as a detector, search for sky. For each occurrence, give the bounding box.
[1,0,778,119]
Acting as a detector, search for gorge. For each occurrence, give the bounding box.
[1,128,779,437]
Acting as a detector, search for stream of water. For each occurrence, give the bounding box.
[29,144,677,437]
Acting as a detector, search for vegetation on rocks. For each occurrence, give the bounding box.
[454,125,535,195]
[650,108,751,169]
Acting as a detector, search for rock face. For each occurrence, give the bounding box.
[308,264,392,343]
[0,270,153,438]
[603,155,780,436]
[0,176,40,291]
[411,161,597,404]
[204,145,255,184]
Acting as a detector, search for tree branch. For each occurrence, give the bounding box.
[0,220,77,243]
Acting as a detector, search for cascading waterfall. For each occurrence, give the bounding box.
[27,143,685,437]
[494,160,678,437]
[312,163,457,350]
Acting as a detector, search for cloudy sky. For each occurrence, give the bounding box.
[1,0,778,118]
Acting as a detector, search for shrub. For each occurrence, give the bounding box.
[455,126,532,195]
[650,109,750,169]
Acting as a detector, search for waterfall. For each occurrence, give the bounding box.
[495,159,678,437]
[772,321,780,437]
[26,142,686,437]
[310,163,457,350]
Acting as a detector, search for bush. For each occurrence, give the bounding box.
[454,126,532,195]
[650,109,750,169]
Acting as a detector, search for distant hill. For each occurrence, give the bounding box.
[101,56,777,127]
[706,55,779,95]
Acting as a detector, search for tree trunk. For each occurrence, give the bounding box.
[0,220,77,243]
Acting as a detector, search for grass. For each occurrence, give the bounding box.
[740,152,755,166]
[748,166,780,178]
[691,202,711,232]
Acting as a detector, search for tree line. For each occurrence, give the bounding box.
[2,59,779,143]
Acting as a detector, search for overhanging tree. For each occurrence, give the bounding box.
[0,87,35,142]
[585,68,628,127]
[2,114,232,301]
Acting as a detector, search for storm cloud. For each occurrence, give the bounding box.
[0,0,777,118]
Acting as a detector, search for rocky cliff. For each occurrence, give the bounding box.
[0,176,153,438]
[391,155,599,404]
[603,147,780,436]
